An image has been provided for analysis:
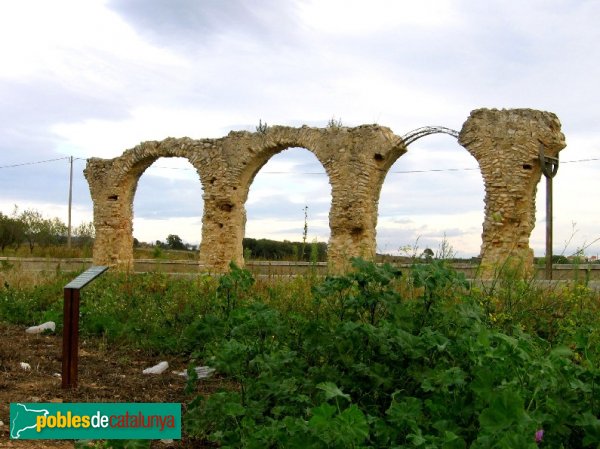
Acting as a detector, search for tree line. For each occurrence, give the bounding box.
[243,237,327,262]
[139,236,328,261]
[0,207,94,253]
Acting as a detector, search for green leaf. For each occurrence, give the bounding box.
[479,390,526,433]
[316,381,351,401]
[335,405,369,443]
[550,345,573,358]
[442,431,466,449]
[308,403,337,429]
[386,395,423,430]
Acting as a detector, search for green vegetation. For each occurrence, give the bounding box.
[2,259,600,447]
[0,206,94,257]
[242,237,327,262]
[256,119,269,134]
[327,116,343,129]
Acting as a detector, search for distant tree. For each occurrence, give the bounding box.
[166,234,186,250]
[19,208,44,253]
[0,212,24,252]
[422,248,434,261]
[41,217,67,246]
[74,221,95,247]
[15,208,67,251]
[552,255,569,264]
[243,237,327,262]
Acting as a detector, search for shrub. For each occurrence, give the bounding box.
[184,259,600,447]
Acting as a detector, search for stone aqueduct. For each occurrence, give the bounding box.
[84,108,566,277]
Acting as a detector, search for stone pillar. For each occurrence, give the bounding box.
[84,158,135,269]
[328,183,380,273]
[326,126,404,273]
[199,185,245,272]
[459,109,566,277]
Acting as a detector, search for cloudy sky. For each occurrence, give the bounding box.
[1,0,598,258]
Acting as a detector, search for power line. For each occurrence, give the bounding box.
[150,156,598,175]
[389,167,478,174]
[562,157,600,164]
[0,156,70,169]
[1,155,598,173]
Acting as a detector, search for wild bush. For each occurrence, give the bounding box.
[184,259,600,448]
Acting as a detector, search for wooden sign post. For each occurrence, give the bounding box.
[62,266,108,388]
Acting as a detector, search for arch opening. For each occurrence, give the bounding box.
[376,134,485,261]
[132,157,204,257]
[244,147,331,262]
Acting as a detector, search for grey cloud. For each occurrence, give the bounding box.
[0,160,91,209]
[107,0,301,49]
[0,79,129,164]
[263,224,330,240]
[134,176,204,219]
[246,194,329,221]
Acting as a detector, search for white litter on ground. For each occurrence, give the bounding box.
[20,362,31,371]
[25,321,56,334]
[142,361,169,374]
[172,366,215,379]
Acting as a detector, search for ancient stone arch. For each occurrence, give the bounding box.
[84,108,566,277]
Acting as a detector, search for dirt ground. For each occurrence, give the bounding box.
[0,322,223,448]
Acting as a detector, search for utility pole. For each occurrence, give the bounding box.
[67,156,73,248]
[539,143,559,280]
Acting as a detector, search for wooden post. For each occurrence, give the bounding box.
[545,175,553,280]
[539,143,559,280]
[61,287,80,388]
[62,266,108,388]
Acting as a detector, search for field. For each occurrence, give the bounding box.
[1,259,600,448]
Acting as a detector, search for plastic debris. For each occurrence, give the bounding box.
[20,362,31,371]
[25,321,56,334]
[160,439,174,445]
[172,366,215,379]
[0,420,4,427]
[143,361,169,374]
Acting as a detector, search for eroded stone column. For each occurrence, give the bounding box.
[459,108,566,277]
[326,126,405,273]
[199,185,245,272]
[84,158,136,269]
[328,182,380,273]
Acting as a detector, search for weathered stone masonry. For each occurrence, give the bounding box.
[459,109,565,275]
[84,108,566,277]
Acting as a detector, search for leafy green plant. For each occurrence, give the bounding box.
[312,257,402,324]
[183,258,600,448]
[217,262,255,317]
[411,259,469,315]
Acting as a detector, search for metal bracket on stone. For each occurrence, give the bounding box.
[539,142,559,178]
